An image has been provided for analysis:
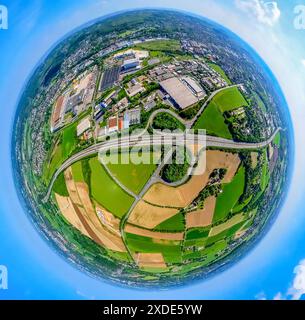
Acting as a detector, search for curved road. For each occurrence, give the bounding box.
[44,126,281,202]
[44,84,279,201]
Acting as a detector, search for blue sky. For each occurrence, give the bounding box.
[1,0,305,300]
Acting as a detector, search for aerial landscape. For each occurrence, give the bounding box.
[12,10,291,287]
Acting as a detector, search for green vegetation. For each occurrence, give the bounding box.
[179,102,202,120]
[186,227,210,240]
[208,63,232,84]
[232,196,252,213]
[253,92,267,113]
[89,157,134,218]
[135,39,181,53]
[183,239,227,262]
[62,122,78,159]
[152,113,185,131]
[154,212,185,232]
[45,144,63,183]
[260,150,270,191]
[161,149,190,183]
[194,101,232,139]
[126,233,183,263]
[214,87,248,113]
[273,132,281,147]
[107,250,132,263]
[213,166,245,223]
[105,152,157,194]
[71,161,85,182]
[52,172,69,197]
[205,221,245,246]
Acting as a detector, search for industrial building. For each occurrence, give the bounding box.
[100,66,121,92]
[181,76,206,99]
[122,58,140,71]
[77,116,91,136]
[160,77,201,110]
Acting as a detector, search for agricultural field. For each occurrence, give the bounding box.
[44,144,63,183]
[194,101,232,139]
[153,212,185,232]
[135,39,181,53]
[126,233,183,265]
[89,157,135,218]
[273,132,281,147]
[62,122,78,159]
[213,87,248,112]
[105,152,158,194]
[213,166,246,223]
[16,10,290,286]
[71,161,85,182]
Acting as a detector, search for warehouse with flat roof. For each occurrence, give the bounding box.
[160,77,200,109]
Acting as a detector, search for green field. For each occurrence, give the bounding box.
[105,153,158,194]
[194,101,232,139]
[126,233,183,263]
[273,132,281,147]
[183,239,227,261]
[154,212,185,232]
[214,87,248,112]
[45,144,63,183]
[52,172,69,197]
[71,161,85,182]
[135,39,181,52]
[185,227,210,240]
[232,195,252,213]
[208,63,232,84]
[205,221,245,246]
[213,166,246,223]
[89,157,135,218]
[62,122,78,159]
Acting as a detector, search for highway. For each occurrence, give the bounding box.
[44,126,280,202]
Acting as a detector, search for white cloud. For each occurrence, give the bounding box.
[255,291,267,300]
[287,260,305,300]
[273,292,285,300]
[235,0,281,26]
[259,260,305,300]
[301,60,305,68]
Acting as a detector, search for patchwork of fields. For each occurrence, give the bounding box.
[48,61,275,273]
[51,143,270,271]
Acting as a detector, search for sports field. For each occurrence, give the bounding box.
[89,157,135,218]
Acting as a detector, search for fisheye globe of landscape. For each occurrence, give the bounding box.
[13,10,292,288]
